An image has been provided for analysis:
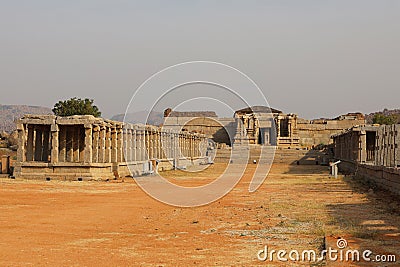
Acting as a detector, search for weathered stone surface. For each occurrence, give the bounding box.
[14,114,208,180]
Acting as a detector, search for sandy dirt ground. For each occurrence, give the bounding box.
[0,161,399,266]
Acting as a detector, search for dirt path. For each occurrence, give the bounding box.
[0,162,399,266]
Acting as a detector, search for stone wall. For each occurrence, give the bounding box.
[332,124,400,196]
[163,116,235,145]
[375,124,400,167]
[297,117,365,147]
[336,160,400,196]
[14,115,208,181]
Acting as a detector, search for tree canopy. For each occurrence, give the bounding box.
[52,98,101,117]
[372,113,396,125]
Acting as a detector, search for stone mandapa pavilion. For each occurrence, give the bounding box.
[14,115,208,180]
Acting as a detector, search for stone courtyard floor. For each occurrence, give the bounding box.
[0,162,399,266]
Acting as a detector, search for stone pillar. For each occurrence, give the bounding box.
[161,131,164,158]
[189,135,192,158]
[142,128,146,161]
[140,128,144,161]
[125,127,131,162]
[153,130,157,158]
[196,136,200,157]
[1,156,10,174]
[360,131,367,163]
[192,136,196,157]
[133,127,137,162]
[129,127,134,162]
[59,126,66,162]
[84,124,93,163]
[194,136,197,157]
[26,125,34,161]
[50,124,59,164]
[395,125,400,167]
[170,132,174,160]
[195,136,198,157]
[166,131,171,159]
[111,127,117,163]
[155,130,159,159]
[145,128,149,160]
[149,130,154,159]
[105,127,111,163]
[92,126,100,163]
[98,126,106,163]
[139,128,144,161]
[186,134,190,158]
[151,130,156,159]
[276,117,280,137]
[16,123,26,163]
[178,134,182,158]
[181,134,185,158]
[136,128,141,161]
[142,128,146,160]
[184,134,187,158]
[163,131,168,159]
[155,130,160,159]
[184,134,188,158]
[117,126,123,163]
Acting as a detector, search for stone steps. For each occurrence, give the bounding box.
[214,146,326,165]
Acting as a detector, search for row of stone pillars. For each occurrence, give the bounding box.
[17,119,208,165]
[121,126,206,163]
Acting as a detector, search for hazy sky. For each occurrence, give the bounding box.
[1,0,399,119]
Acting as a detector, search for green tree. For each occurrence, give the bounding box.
[372,113,396,125]
[52,98,101,117]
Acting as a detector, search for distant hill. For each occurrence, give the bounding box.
[111,110,164,126]
[0,105,52,133]
[365,108,400,124]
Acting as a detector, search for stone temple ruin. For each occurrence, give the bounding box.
[163,106,365,148]
[332,124,400,195]
[14,115,208,180]
[13,106,370,181]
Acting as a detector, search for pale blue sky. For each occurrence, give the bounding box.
[0,0,399,119]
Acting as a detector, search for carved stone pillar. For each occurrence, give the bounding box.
[360,131,367,163]
[92,126,100,163]
[136,128,141,161]
[16,123,26,163]
[84,124,93,163]
[50,124,59,164]
[149,130,154,159]
[132,128,136,161]
[59,126,66,162]
[26,125,34,161]
[98,126,106,163]
[116,126,122,163]
[111,126,117,163]
[105,126,111,163]
[125,127,131,162]
[143,128,147,160]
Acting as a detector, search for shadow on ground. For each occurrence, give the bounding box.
[325,175,400,265]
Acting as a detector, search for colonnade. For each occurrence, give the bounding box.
[16,115,208,165]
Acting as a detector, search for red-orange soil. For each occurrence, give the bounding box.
[0,162,399,266]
